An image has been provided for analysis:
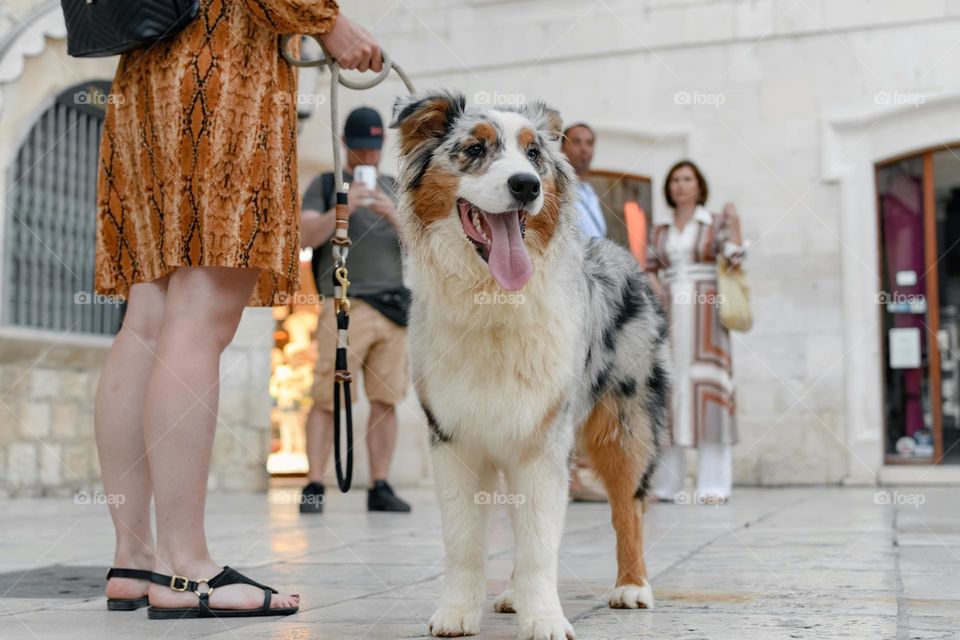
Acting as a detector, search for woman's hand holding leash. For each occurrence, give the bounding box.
[318,15,383,72]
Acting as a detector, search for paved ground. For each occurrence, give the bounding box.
[0,485,957,640]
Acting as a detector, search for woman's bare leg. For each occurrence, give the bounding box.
[94,277,169,600]
[144,266,298,610]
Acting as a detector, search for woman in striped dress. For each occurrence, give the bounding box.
[646,160,746,503]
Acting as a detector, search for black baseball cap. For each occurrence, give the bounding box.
[344,107,384,150]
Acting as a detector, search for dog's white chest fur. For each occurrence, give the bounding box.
[410,275,578,455]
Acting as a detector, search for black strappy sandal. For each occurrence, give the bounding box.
[147,566,298,619]
[105,568,153,611]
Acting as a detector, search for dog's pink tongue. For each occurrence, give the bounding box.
[486,211,532,291]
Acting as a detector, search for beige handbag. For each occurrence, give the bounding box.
[716,213,752,332]
[717,257,752,331]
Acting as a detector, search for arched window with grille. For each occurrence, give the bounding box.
[2,80,123,336]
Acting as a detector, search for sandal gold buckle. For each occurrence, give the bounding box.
[169,575,189,592]
[193,579,213,598]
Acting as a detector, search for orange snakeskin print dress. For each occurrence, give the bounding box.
[95,0,338,306]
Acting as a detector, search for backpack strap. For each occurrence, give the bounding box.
[322,171,337,212]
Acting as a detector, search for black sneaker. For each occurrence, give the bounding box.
[299,481,325,514]
[367,480,412,513]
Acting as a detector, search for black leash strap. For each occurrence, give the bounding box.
[332,305,353,492]
[331,189,353,492]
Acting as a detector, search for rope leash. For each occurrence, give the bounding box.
[279,36,416,492]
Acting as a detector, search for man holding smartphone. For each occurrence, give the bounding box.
[299,107,412,513]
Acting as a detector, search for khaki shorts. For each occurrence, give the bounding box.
[311,298,410,411]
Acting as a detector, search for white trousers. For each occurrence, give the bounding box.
[652,444,732,500]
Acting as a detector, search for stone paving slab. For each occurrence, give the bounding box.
[0,486,957,639]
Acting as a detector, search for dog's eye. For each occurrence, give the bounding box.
[466,143,484,158]
[527,147,541,162]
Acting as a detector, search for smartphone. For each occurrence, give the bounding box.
[354,165,377,190]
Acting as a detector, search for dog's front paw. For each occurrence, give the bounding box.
[493,588,516,613]
[517,613,574,640]
[608,581,654,609]
[429,605,481,637]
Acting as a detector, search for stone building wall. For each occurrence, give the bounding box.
[0,308,276,498]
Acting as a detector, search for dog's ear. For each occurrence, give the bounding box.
[528,101,563,143]
[390,91,465,154]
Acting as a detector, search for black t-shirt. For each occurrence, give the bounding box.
[302,171,404,298]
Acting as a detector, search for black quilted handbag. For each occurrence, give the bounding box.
[61,0,200,57]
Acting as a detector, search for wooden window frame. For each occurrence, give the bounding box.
[875,148,948,465]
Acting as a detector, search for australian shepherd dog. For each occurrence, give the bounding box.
[389,91,671,640]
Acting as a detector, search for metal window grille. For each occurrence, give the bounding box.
[3,80,124,336]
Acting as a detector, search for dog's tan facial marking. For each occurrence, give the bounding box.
[454,122,501,172]
[396,98,459,155]
[525,176,561,253]
[411,163,459,226]
[472,122,498,146]
[517,127,537,149]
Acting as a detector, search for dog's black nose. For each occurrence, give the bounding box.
[508,173,541,204]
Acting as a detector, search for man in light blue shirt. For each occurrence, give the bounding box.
[561,131,610,503]
[562,122,607,239]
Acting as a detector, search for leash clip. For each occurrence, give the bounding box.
[334,266,351,314]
